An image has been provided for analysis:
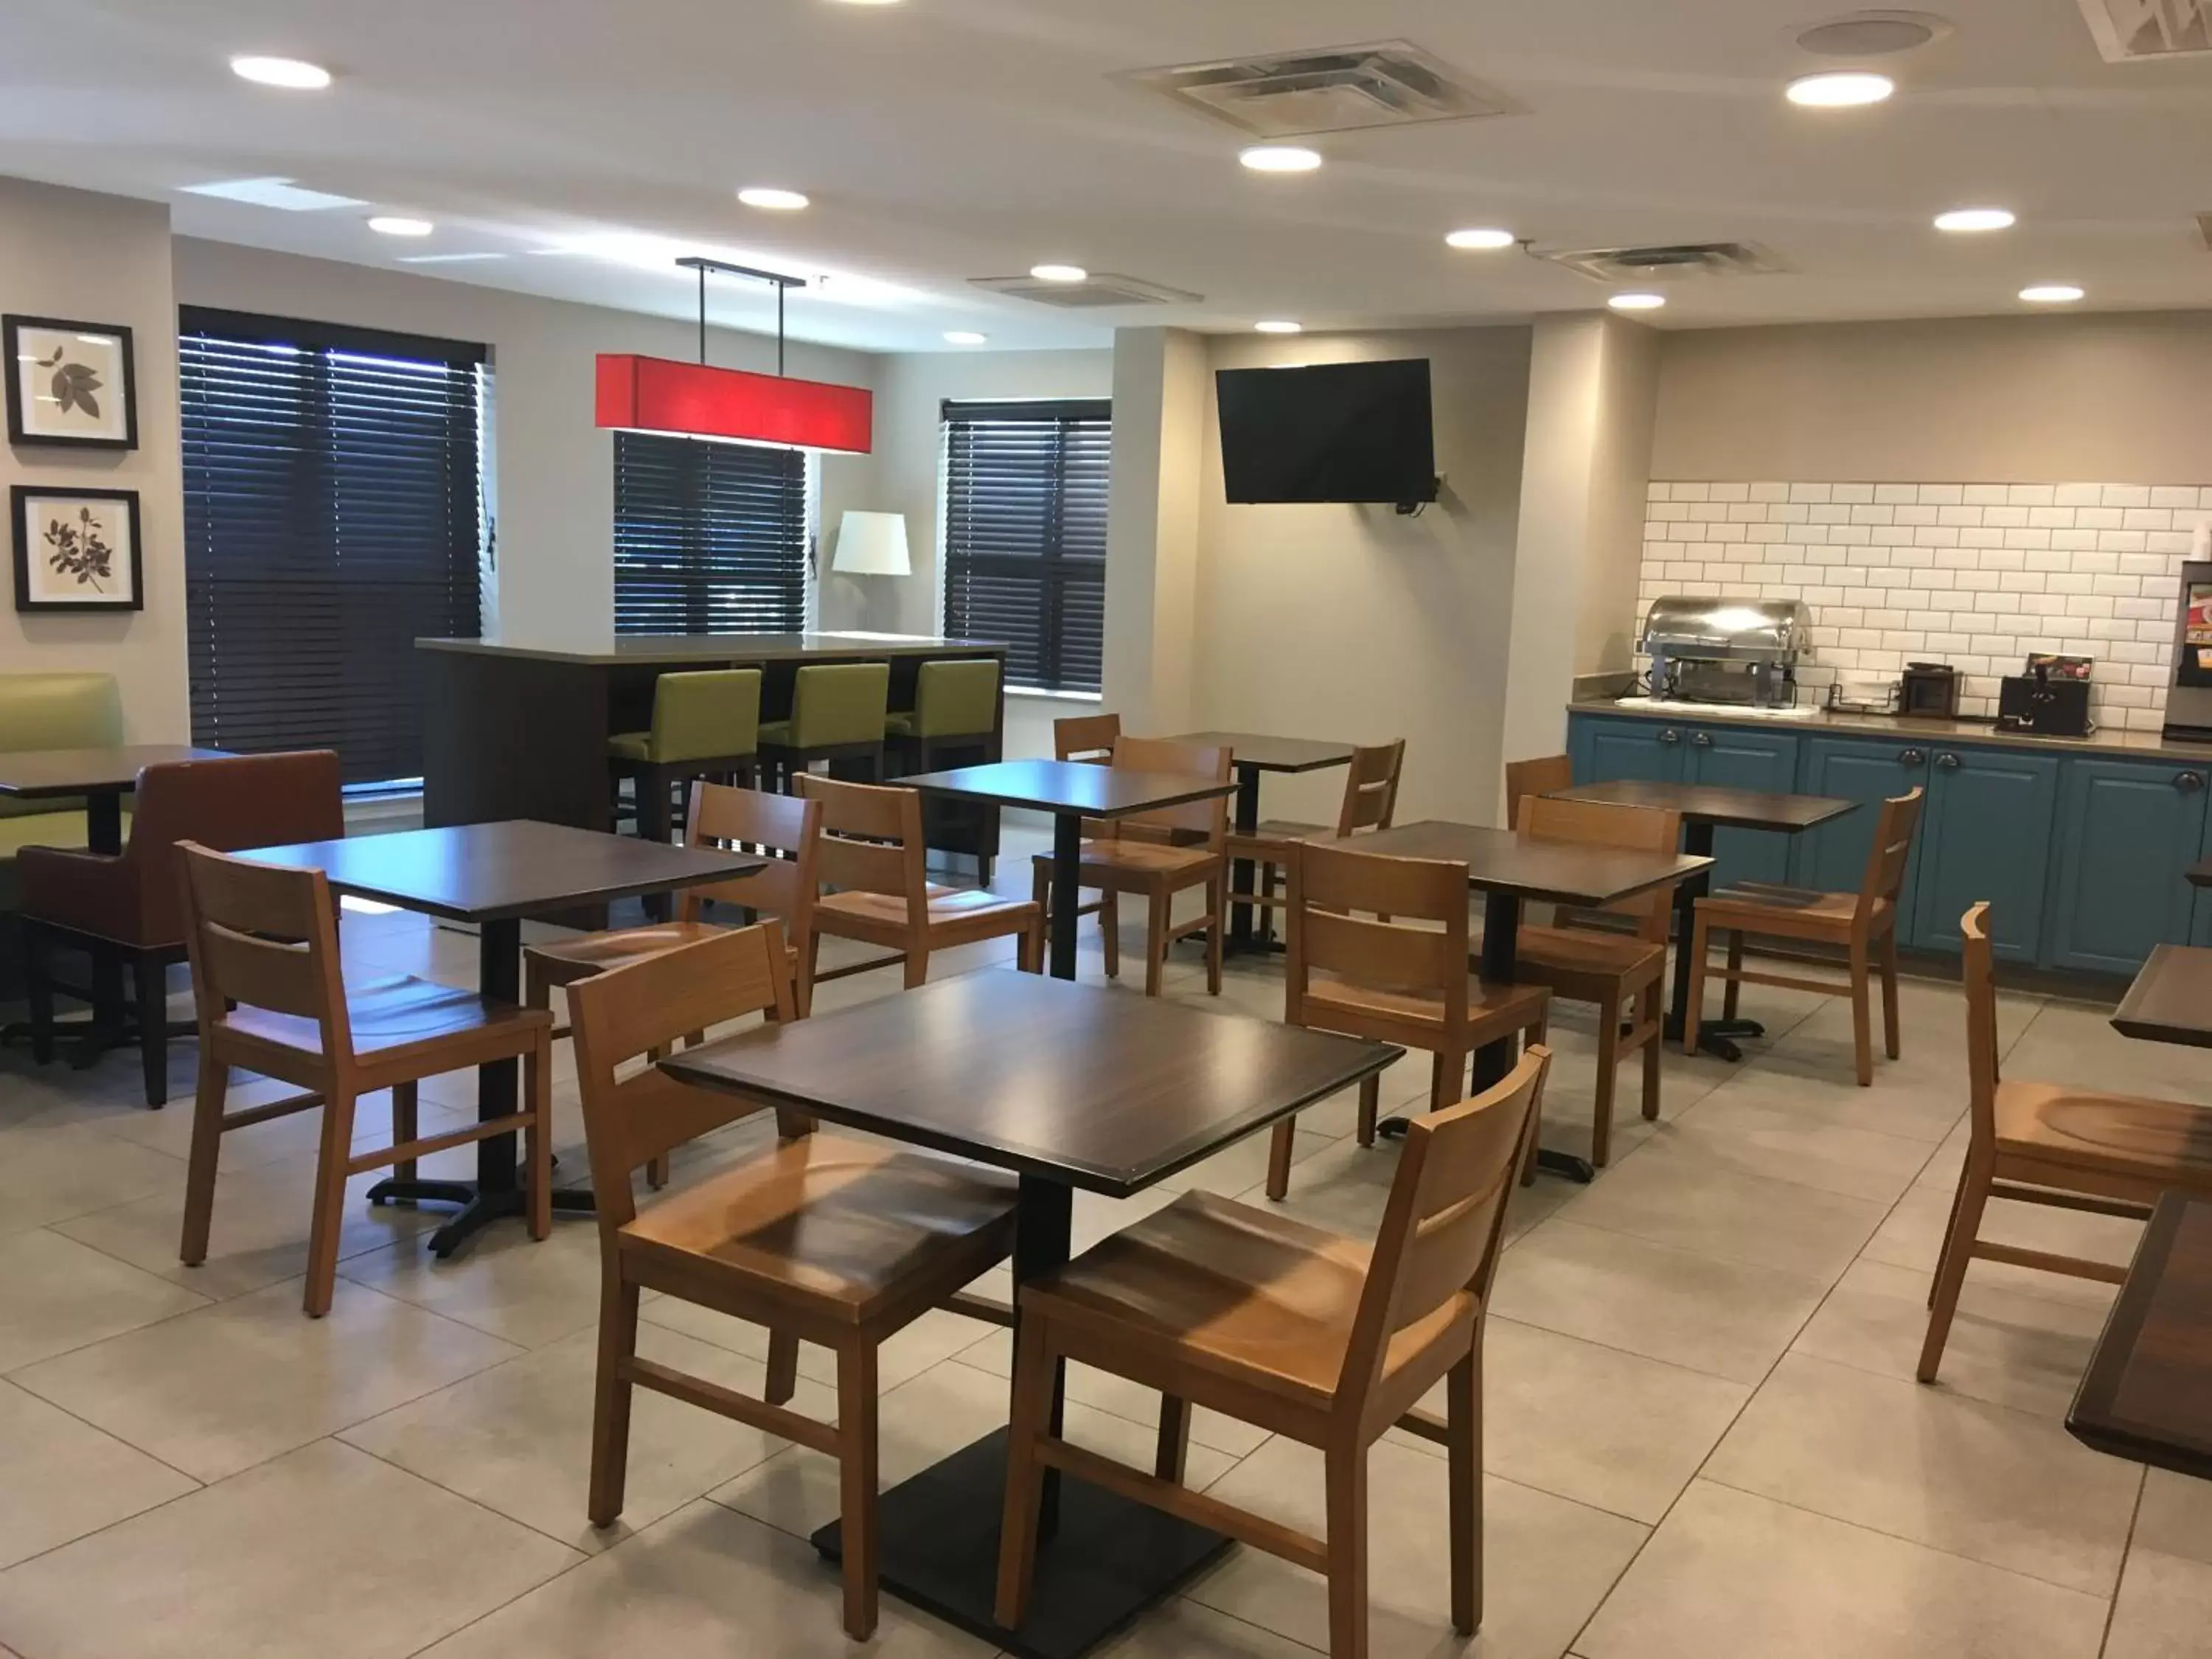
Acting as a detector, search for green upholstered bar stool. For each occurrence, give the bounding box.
[757,662,891,792]
[607,669,762,844]
[886,658,1001,771]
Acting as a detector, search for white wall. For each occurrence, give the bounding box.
[171,238,880,648]
[1102,328,1206,734]
[0,179,187,740]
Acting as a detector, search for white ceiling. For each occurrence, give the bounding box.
[3,0,2210,354]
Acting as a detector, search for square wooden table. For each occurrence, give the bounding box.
[901,760,1237,981]
[1548,779,1857,1060]
[1351,818,1711,1181]
[2188,858,2212,890]
[243,820,762,1255]
[2112,943,2212,1050]
[663,968,1399,1659]
[2069,1193,2212,1481]
[1167,732,1357,950]
[0,745,229,854]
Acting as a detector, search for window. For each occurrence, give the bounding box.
[179,307,486,788]
[613,431,810,636]
[940,398,1110,694]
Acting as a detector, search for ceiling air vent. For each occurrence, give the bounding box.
[2079,0,2212,60]
[967,273,1203,310]
[1123,41,1520,139]
[1540,243,1787,285]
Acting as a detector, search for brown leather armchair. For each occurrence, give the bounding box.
[20,750,344,1106]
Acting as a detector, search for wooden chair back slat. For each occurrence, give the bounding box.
[564,922,797,1233]
[1860,787,1926,911]
[1111,736,1230,845]
[1520,796,1683,942]
[175,842,347,1037]
[1960,901,2001,1151]
[796,775,926,917]
[1289,842,1470,1028]
[678,783,821,927]
[1054,712,1121,765]
[1503,754,1573,831]
[1335,741,1407,837]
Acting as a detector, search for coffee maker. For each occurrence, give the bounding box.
[2165,560,2212,742]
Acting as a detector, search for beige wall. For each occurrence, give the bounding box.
[172,238,880,649]
[1652,312,2212,485]
[0,179,187,740]
[1103,328,1206,734]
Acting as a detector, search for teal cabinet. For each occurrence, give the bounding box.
[1791,737,1933,908]
[1685,726,1800,888]
[1910,747,2062,963]
[1571,717,1684,785]
[2050,759,2210,975]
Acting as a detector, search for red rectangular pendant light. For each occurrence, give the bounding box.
[595,355,872,454]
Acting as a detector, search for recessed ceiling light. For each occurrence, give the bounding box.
[1609,292,1667,311]
[1786,70,1896,107]
[1030,263,1088,283]
[1935,206,2016,233]
[229,55,332,90]
[738,187,810,212]
[1239,145,1323,173]
[944,331,988,345]
[1446,227,1516,251]
[368,216,434,237]
[1253,320,1303,334]
[2020,284,2084,305]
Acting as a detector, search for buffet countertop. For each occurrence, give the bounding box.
[1568,698,2212,763]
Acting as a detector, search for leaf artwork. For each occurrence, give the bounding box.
[41,506,116,592]
[49,355,102,419]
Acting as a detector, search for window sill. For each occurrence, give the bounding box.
[1006,686,1103,705]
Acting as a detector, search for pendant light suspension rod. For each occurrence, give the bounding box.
[675,255,805,379]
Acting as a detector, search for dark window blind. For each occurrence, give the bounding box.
[613,432,809,636]
[178,307,485,787]
[941,398,1110,694]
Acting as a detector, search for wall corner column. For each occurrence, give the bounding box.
[1102,326,1206,731]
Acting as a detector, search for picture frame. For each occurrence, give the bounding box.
[4,314,138,451]
[11,485,144,612]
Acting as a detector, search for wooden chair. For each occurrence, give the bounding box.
[564,922,1019,1641]
[1509,796,1681,1169]
[1683,787,1925,1086]
[797,774,1042,991]
[996,1047,1551,1659]
[1030,736,1231,997]
[1265,841,1550,1200]
[1501,754,1573,830]
[173,842,555,1318]
[607,668,762,844]
[1228,740,1408,933]
[1919,902,2212,1383]
[1054,711,1120,765]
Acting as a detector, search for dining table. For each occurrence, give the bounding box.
[1545,778,1857,1060]
[0,744,229,854]
[2068,1193,2212,1481]
[242,819,762,1255]
[2111,943,2212,1051]
[899,759,1237,981]
[1166,731,1357,952]
[1349,818,1711,1181]
[663,967,1399,1659]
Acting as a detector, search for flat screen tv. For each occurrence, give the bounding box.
[1216,358,1437,507]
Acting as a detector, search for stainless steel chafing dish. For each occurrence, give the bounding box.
[1638,596,1812,708]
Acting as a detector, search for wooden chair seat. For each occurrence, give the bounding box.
[621,1130,1018,1325]
[1700,886,1891,935]
[1227,818,1329,860]
[1992,1079,2212,1183]
[1512,924,1665,981]
[1036,838,1219,881]
[815,883,1035,939]
[1306,972,1548,1043]
[1227,744,1408,942]
[226,973,551,1081]
[1026,1190,1470,1412]
[531,919,724,975]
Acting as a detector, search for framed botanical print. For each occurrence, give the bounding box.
[4,315,138,450]
[12,486,144,612]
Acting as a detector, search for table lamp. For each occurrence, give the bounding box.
[832,511,911,577]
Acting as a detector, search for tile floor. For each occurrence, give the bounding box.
[1,839,2209,1658]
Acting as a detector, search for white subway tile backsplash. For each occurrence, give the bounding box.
[2007,484,2057,507]
[1981,505,2030,529]
[1875,483,1919,504]
[2101,484,2151,508]
[1708,481,1751,503]
[1963,484,2010,506]
[2076,507,2124,529]
[1670,482,1711,502]
[1788,483,1832,504]
[2124,507,2174,532]
[1748,481,1790,502]
[1832,482,1875,504]
[2150,486,2197,509]
[2055,483,2105,507]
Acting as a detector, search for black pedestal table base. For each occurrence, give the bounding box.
[1661,819,1760,1062]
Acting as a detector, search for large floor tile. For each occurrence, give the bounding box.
[2007,998,2212,1107]
[10,1276,521,1481]
[1187,1434,1647,1659]
[0,1379,197,1570]
[1863,1182,2144,1310]
[1489,1220,1829,1385]
[87,1076,470,1172]
[1478,1316,1750,1524]
[1659,1088,1937,1201]
[341,1320,830,1552]
[338,1222,605,1350]
[2107,1470,2212,1658]
[1576,1480,2107,1659]
[0,1439,577,1659]
[0,1119,187,1237]
[1101,1598,1322,1658]
[0,1227,208,1374]
[1703,1352,2141,1596]
[1670,1062,1967,1145]
[412,1497,991,1658]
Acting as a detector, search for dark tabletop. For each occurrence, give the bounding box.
[0,745,231,798]
[240,820,764,925]
[1352,819,1712,907]
[1167,732,1359,774]
[900,759,1237,821]
[2189,858,2212,891]
[2069,1194,2212,1481]
[661,967,1399,1197]
[1549,778,1857,833]
[2112,945,2212,1051]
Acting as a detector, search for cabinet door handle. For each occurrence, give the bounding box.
[2179,771,2206,794]
[1658,729,1681,745]
[1691,731,1714,748]
[1899,748,1926,768]
[1935,751,1961,771]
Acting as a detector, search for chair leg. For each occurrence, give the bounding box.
[1019,913,1043,975]
[1144,891,1168,998]
[903,945,931,990]
[1324,1440,1371,1659]
[525,1034,553,1240]
[994,1312,1055,1630]
[1639,985,1664,1123]
[131,951,170,1107]
[392,1079,419,1183]
[1879,927,1902,1060]
[178,1044,229,1266]
[645,1155,670,1189]
[302,1085,361,1318]
[1355,1074,1380,1148]
[1266,1117,1298,1202]
[1848,938,1874,1087]
[1592,989,1621,1169]
[1101,892,1120,979]
[1682,915,1711,1057]
[765,1330,799,1407]
[1722,930,1744,1022]
[24,924,55,1065]
[1447,1349,1481,1635]
[1917,1154,1994,1383]
[1155,1394,1192,1484]
[1205,877,1225,996]
[1430,1047,1467,1113]
[835,1341,881,1642]
[588,1278,641,1525]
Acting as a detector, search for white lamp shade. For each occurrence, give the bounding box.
[832,510,911,576]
